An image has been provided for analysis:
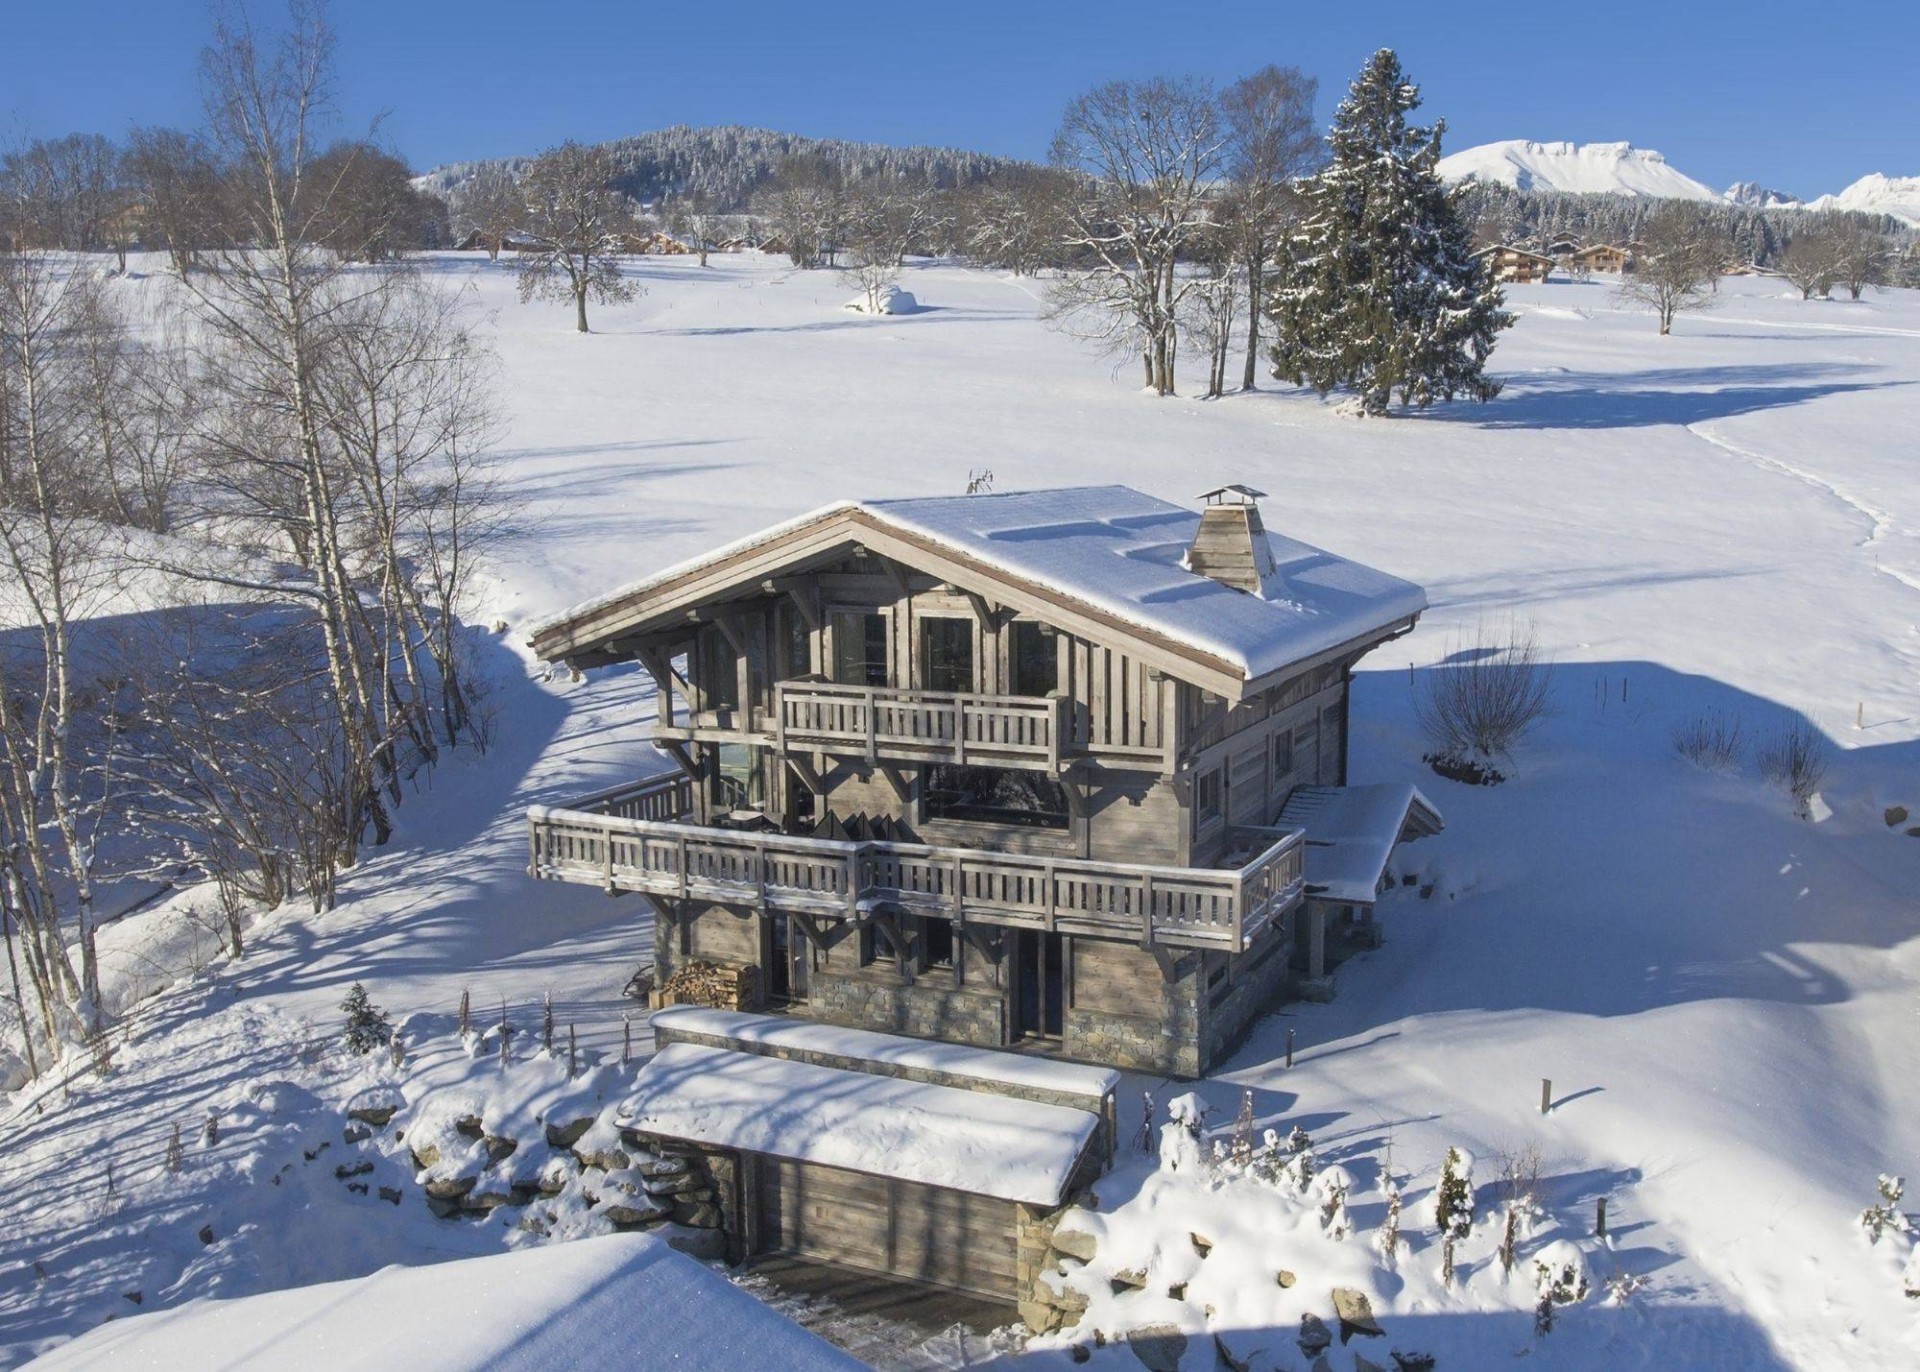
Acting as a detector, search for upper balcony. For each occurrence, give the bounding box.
[773,681,1068,771]
[527,772,1304,954]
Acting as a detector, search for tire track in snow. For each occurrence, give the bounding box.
[1687,421,1920,595]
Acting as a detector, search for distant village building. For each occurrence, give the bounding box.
[1474,244,1556,284]
[1569,243,1632,275]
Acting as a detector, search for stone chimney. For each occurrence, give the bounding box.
[1187,485,1277,595]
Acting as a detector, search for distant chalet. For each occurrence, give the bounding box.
[528,484,1441,1078]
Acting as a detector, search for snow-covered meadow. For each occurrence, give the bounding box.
[2,248,1918,1369]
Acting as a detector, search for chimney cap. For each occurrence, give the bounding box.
[1198,484,1267,506]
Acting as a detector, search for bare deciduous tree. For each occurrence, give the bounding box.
[122,127,223,276]
[1048,77,1226,395]
[1616,202,1720,334]
[452,165,522,261]
[515,142,640,332]
[1777,217,1842,300]
[1218,65,1320,390]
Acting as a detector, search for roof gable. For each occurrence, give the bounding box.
[530,486,1427,695]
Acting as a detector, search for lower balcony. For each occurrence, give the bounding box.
[526,773,1303,953]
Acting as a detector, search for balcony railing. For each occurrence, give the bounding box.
[775,681,1067,770]
[527,773,1303,953]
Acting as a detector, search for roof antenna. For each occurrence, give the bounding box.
[966,468,995,495]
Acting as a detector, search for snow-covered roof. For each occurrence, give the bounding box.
[532,486,1426,688]
[651,1005,1119,1100]
[25,1233,858,1372]
[1280,783,1444,905]
[628,1042,1100,1206]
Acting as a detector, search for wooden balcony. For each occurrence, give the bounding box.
[527,773,1304,953]
[774,682,1067,770]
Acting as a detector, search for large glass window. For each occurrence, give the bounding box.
[782,605,811,679]
[1009,621,1057,697]
[920,617,974,693]
[924,764,1070,829]
[832,610,888,687]
[714,743,761,809]
[1195,767,1223,827]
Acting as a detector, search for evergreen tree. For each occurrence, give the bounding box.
[1267,50,1511,415]
[340,982,392,1055]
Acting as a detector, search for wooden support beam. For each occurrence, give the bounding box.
[714,614,750,657]
[877,761,912,805]
[1149,947,1180,981]
[636,646,694,704]
[962,589,1003,631]
[766,577,822,630]
[783,752,824,795]
[875,555,913,599]
[657,739,699,781]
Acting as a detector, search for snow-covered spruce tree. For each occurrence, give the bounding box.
[1435,1145,1475,1239]
[1266,49,1511,416]
[340,982,392,1055]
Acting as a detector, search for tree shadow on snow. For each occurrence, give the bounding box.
[1419,361,1908,430]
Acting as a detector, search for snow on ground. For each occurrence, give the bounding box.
[3,251,1920,1369]
[1436,139,1723,200]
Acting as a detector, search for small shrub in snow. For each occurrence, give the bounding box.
[1230,1090,1255,1168]
[1435,1146,1475,1239]
[1904,1244,1920,1299]
[1158,1092,1206,1174]
[1672,709,1744,770]
[340,984,392,1055]
[542,991,555,1055]
[1604,1271,1648,1306]
[1533,1242,1590,1335]
[1756,718,1829,816]
[1860,1173,1910,1244]
[1377,1182,1403,1267]
[1278,1126,1316,1193]
[1313,1165,1353,1240]
[163,1123,183,1175]
[1413,621,1552,770]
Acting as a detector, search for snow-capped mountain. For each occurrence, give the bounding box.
[1437,140,1722,200]
[1724,180,1800,209]
[1805,172,1920,227]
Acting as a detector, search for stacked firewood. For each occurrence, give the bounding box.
[655,960,755,1011]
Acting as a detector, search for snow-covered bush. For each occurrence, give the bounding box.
[1533,1240,1590,1334]
[1414,622,1552,771]
[1757,718,1829,816]
[1277,1125,1316,1193]
[1312,1165,1353,1240]
[1435,1146,1475,1238]
[1860,1173,1910,1244]
[1158,1092,1206,1174]
[1672,709,1745,770]
[340,983,393,1055]
[1376,1182,1403,1267]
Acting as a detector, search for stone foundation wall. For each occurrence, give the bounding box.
[804,970,1007,1049]
[1200,914,1296,1066]
[1064,1002,1202,1078]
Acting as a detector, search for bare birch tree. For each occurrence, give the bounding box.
[1047,78,1225,395]
[1219,65,1320,390]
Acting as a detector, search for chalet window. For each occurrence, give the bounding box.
[831,610,888,687]
[1195,767,1223,827]
[703,634,739,710]
[781,605,811,679]
[714,743,761,810]
[924,764,1070,830]
[920,617,974,693]
[1272,729,1294,778]
[1009,621,1057,697]
[920,916,955,970]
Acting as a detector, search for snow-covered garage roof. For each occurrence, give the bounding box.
[531,486,1426,692]
[627,1041,1101,1206]
[1280,783,1445,905]
[650,1004,1119,1102]
[25,1232,858,1372]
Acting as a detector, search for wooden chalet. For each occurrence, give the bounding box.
[1475,243,1556,284]
[529,484,1440,1078]
[1567,242,1632,275]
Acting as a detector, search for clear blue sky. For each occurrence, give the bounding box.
[3,1,1912,198]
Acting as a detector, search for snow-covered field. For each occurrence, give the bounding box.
[3,251,1918,1369]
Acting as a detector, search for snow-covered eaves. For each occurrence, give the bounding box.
[24,1232,859,1372]
[530,486,1427,696]
[650,1004,1118,1102]
[628,1041,1101,1206]
[1280,783,1444,906]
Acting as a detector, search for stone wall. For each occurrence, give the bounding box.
[805,968,1007,1049]
[1199,912,1296,1065]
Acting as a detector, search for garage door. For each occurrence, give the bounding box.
[756,1155,1018,1298]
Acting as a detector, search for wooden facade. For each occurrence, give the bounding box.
[1567,243,1632,275]
[527,489,1425,1076]
[1475,243,1556,284]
